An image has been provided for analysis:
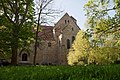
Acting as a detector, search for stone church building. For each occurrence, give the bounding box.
[18,13,80,65]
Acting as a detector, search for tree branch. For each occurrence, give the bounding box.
[103,6,120,12]
[1,0,15,24]
[6,0,15,14]
[19,0,30,27]
[42,0,53,10]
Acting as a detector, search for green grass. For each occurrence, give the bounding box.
[0,64,120,80]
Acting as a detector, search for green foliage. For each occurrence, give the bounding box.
[84,0,120,42]
[68,31,120,65]
[0,15,13,58]
[0,0,35,59]
[82,0,120,65]
[68,31,91,65]
[89,46,120,65]
[0,65,120,80]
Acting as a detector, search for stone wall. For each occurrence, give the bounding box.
[18,13,80,65]
[54,13,80,65]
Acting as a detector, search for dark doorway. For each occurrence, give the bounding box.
[22,53,27,61]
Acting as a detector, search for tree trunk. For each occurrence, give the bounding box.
[33,41,37,65]
[11,26,19,65]
[11,46,18,65]
[33,25,39,65]
[33,4,42,65]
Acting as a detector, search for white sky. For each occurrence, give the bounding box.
[54,0,88,30]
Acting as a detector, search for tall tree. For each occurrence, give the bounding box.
[33,0,62,65]
[0,0,34,64]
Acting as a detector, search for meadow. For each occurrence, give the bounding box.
[0,64,120,80]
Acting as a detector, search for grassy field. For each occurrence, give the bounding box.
[0,64,120,80]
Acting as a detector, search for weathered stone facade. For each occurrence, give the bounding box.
[18,13,80,65]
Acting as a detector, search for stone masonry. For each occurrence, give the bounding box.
[18,13,80,65]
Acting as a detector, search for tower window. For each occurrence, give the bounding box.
[22,53,27,61]
[68,20,69,23]
[67,39,70,49]
[48,42,51,47]
[65,20,67,24]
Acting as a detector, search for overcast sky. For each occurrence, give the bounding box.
[54,0,88,30]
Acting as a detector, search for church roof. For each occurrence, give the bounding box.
[55,13,81,30]
[38,25,55,41]
[34,13,80,41]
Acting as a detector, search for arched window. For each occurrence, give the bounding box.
[67,39,70,49]
[22,53,27,61]
[72,36,75,43]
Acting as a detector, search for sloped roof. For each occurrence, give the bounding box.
[34,13,80,41]
[38,25,55,41]
[54,26,62,37]
[54,13,69,26]
[55,13,80,29]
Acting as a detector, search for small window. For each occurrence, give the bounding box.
[65,20,67,24]
[22,53,27,61]
[67,39,70,49]
[68,20,69,23]
[72,28,74,31]
[72,36,75,43]
[48,42,51,47]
